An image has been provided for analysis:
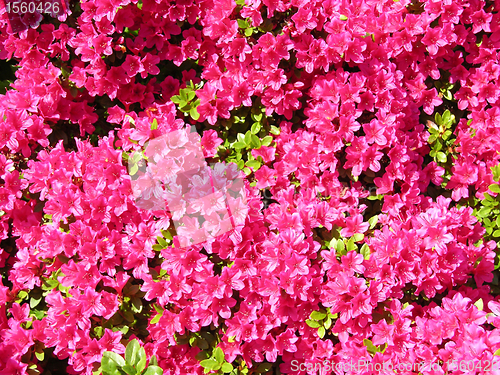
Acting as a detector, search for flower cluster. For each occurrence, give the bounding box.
[1,0,500,374]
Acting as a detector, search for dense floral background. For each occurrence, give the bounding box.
[1,0,500,374]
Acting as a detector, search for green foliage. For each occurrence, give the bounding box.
[360,243,371,260]
[217,105,277,176]
[100,339,162,375]
[427,110,456,165]
[470,163,500,279]
[171,81,202,120]
[328,233,369,259]
[237,18,256,36]
[306,308,337,338]
[199,347,234,374]
[435,81,455,101]
[363,339,387,356]
[474,298,484,311]
[368,215,378,229]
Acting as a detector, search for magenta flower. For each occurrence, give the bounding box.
[471,9,492,33]
[420,88,443,115]
[421,27,447,55]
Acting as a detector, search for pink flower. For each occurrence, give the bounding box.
[80,287,106,317]
[421,27,447,55]
[420,88,443,115]
[341,214,369,237]
[122,55,145,77]
[200,130,223,157]
[93,34,113,56]
[471,9,492,33]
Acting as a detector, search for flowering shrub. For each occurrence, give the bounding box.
[1,0,500,374]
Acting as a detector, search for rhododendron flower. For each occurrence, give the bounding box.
[421,27,447,55]
[341,214,369,237]
[420,88,443,115]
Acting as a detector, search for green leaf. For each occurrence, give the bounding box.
[237,19,249,28]
[129,163,139,176]
[310,310,327,320]
[131,297,143,313]
[442,110,451,124]
[340,14,348,20]
[363,339,378,355]
[335,240,345,255]
[179,102,192,112]
[233,142,247,149]
[197,337,209,350]
[190,107,200,121]
[251,123,261,134]
[136,350,147,374]
[489,184,500,194]
[328,238,336,250]
[360,243,370,260]
[434,112,442,125]
[214,347,224,364]
[170,95,182,104]
[492,164,500,182]
[102,357,120,374]
[149,355,159,367]
[122,364,137,375]
[30,295,42,308]
[125,340,141,366]
[324,317,332,330]
[142,365,164,375]
[179,89,188,102]
[243,167,251,175]
[153,304,164,314]
[246,160,261,170]
[35,351,45,361]
[261,136,273,146]
[495,348,500,356]
[306,319,321,328]
[252,113,263,122]
[493,230,500,237]
[222,363,234,373]
[317,326,325,338]
[436,152,447,163]
[474,298,484,311]
[270,125,280,135]
[352,233,364,242]
[187,90,196,101]
[346,237,357,251]
[442,130,452,140]
[368,215,378,229]
[200,358,220,371]
[150,313,162,324]
[157,237,168,248]
[150,119,158,130]
[244,27,254,36]
[103,352,126,367]
[250,134,261,148]
[161,230,173,240]
[477,207,492,218]
[244,131,252,145]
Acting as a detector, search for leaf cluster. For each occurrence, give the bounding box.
[100,339,162,375]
